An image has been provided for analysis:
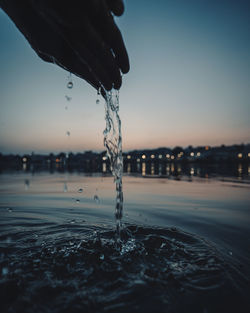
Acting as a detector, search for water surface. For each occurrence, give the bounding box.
[0,172,249,312]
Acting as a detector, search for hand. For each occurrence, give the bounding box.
[0,0,130,91]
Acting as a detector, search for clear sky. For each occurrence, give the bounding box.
[0,0,249,154]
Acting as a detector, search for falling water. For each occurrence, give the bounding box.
[103,89,123,239]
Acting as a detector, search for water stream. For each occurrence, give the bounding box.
[103,89,123,239]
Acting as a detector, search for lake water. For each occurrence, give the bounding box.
[0,171,250,313]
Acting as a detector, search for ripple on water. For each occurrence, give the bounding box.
[0,225,249,313]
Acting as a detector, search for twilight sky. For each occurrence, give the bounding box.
[0,0,249,154]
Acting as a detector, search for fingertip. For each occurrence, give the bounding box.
[117,54,130,74]
[121,61,130,74]
[103,81,113,91]
[113,77,122,89]
[108,0,124,16]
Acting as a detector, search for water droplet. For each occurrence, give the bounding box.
[7,208,12,213]
[78,188,83,193]
[170,227,177,232]
[2,267,8,276]
[65,95,72,101]
[66,131,70,137]
[24,179,30,190]
[94,195,100,203]
[70,219,76,224]
[6,237,12,243]
[96,99,100,104]
[67,81,73,89]
[75,199,80,204]
[100,254,104,260]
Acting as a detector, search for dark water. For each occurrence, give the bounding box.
[0,172,250,313]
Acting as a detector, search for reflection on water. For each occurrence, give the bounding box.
[127,163,131,173]
[142,162,146,176]
[121,161,250,182]
[102,162,107,173]
[4,160,250,183]
[151,163,155,175]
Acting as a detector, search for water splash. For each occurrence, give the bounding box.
[1,225,244,313]
[103,89,123,238]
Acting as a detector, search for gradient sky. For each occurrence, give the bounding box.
[0,0,249,154]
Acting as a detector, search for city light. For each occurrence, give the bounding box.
[142,155,146,159]
[166,154,170,159]
[238,153,242,159]
[171,155,175,160]
[197,152,201,157]
[22,157,27,163]
[102,156,107,161]
[190,152,194,157]
[151,154,155,159]
[158,154,162,159]
[127,155,131,159]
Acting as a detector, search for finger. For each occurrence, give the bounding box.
[37,44,101,91]
[65,20,122,90]
[81,19,122,89]
[32,0,124,89]
[56,55,101,91]
[93,6,130,74]
[106,0,124,16]
[39,13,118,90]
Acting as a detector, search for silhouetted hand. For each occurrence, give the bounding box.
[0,0,129,91]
